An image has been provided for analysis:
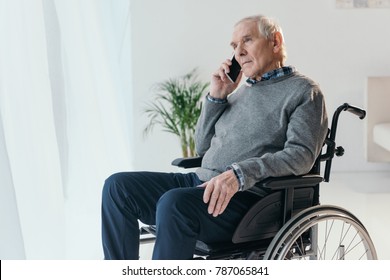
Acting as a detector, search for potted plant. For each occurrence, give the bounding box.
[143,69,209,157]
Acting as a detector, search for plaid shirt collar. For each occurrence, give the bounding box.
[246,66,296,85]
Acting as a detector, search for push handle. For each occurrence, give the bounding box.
[342,103,366,120]
[323,102,366,182]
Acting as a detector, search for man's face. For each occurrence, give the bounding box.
[230,20,279,80]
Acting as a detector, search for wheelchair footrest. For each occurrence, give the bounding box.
[194,238,273,259]
[140,226,157,244]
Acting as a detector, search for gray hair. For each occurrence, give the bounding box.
[236,15,287,64]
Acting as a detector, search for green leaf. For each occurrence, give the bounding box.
[142,68,209,157]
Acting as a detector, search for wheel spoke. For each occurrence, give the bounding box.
[264,205,377,260]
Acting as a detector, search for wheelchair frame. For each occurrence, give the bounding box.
[140,103,378,260]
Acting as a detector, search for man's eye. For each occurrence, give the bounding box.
[244,37,252,43]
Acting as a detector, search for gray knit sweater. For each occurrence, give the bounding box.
[195,71,328,191]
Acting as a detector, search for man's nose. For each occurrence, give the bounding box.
[235,43,246,57]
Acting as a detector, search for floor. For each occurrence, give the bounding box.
[139,171,390,260]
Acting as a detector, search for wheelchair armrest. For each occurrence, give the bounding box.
[171,156,203,168]
[171,157,323,189]
[257,174,323,190]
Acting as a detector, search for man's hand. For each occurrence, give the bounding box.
[209,58,243,99]
[199,169,239,217]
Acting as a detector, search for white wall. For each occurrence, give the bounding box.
[130,0,390,178]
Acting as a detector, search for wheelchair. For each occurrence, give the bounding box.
[140,103,378,260]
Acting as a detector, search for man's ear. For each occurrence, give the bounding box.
[272,31,283,53]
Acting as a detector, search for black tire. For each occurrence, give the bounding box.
[264,205,377,260]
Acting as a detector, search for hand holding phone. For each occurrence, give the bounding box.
[225,55,241,83]
[210,55,242,99]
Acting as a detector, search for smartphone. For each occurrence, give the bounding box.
[225,55,241,83]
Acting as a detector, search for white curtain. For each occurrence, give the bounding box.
[0,0,133,259]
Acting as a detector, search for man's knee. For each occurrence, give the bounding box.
[102,172,138,207]
[156,188,204,220]
[102,173,123,199]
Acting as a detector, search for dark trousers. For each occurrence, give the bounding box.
[101,171,260,260]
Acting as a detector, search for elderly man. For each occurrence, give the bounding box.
[101,15,328,260]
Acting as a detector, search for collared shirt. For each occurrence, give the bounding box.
[207,66,296,104]
[246,66,296,86]
[206,93,228,104]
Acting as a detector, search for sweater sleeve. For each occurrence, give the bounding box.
[237,87,328,190]
[194,96,228,156]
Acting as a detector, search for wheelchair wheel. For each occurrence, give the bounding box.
[263,205,378,260]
